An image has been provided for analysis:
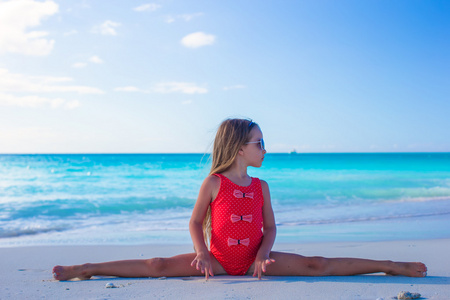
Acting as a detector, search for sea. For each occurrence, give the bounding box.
[1,153,450,247]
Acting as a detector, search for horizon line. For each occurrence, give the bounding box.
[0,151,449,155]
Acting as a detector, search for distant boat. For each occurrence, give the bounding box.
[289,149,298,154]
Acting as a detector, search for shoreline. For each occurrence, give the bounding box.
[1,239,449,299]
[2,211,449,248]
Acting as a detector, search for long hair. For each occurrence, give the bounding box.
[202,118,258,246]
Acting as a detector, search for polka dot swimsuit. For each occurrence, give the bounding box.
[210,173,264,275]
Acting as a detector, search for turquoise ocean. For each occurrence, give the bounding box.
[1,153,450,247]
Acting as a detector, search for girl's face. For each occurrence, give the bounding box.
[242,126,266,168]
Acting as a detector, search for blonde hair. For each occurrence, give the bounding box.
[202,118,258,246]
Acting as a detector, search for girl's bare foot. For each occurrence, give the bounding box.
[53,264,92,281]
[386,262,427,277]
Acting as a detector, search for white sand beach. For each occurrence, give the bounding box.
[1,239,448,300]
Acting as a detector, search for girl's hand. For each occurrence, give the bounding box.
[253,252,275,280]
[191,251,214,280]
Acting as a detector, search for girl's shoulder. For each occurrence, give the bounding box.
[213,172,268,186]
[259,179,268,186]
[251,178,268,192]
[259,179,269,190]
[203,174,221,188]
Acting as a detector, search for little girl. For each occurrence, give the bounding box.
[53,118,427,281]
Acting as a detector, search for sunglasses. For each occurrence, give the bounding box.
[246,138,265,150]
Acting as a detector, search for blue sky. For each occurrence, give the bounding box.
[0,0,448,153]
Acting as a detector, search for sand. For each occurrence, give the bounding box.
[1,239,449,300]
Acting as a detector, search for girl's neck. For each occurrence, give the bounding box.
[221,163,251,186]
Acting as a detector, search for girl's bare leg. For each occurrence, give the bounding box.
[258,252,427,277]
[53,253,226,281]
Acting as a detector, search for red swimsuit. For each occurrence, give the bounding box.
[210,174,264,275]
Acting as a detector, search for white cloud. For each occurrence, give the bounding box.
[0,93,80,109]
[180,13,204,21]
[152,82,208,94]
[89,55,103,64]
[0,68,101,109]
[72,56,104,68]
[114,83,208,94]
[93,20,121,36]
[181,32,216,48]
[0,127,58,141]
[72,62,87,68]
[114,86,144,92]
[165,16,176,24]
[133,3,161,12]
[223,85,246,91]
[0,68,103,94]
[63,30,78,36]
[64,100,80,109]
[165,13,203,23]
[0,0,59,56]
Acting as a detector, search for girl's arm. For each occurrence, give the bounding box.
[253,179,277,279]
[189,175,218,280]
